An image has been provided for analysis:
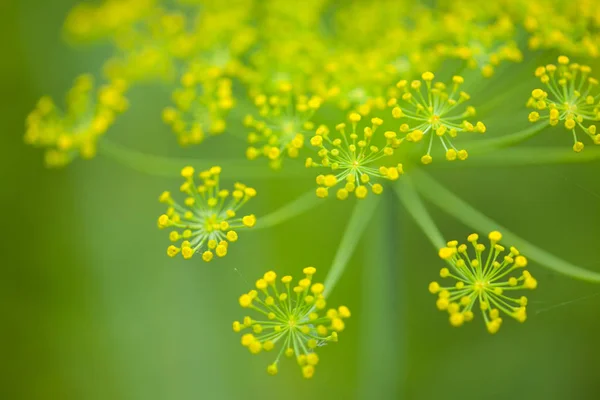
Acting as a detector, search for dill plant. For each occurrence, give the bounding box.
[25,0,600,380]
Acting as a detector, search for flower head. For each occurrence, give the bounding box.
[24,74,128,167]
[527,56,600,152]
[306,113,403,200]
[234,267,350,379]
[388,72,485,164]
[162,64,234,146]
[157,166,257,261]
[429,231,537,334]
[244,83,322,169]
[435,11,522,77]
[523,2,600,58]
[63,0,154,43]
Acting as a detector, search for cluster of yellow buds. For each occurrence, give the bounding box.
[527,56,600,152]
[523,2,600,58]
[63,0,154,44]
[24,74,128,167]
[388,72,486,164]
[429,231,537,334]
[157,166,257,262]
[162,65,235,146]
[234,267,350,379]
[244,83,322,169]
[435,12,522,77]
[306,113,403,199]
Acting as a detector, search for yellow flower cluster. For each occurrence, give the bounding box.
[527,56,600,152]
[435,9,522,77]
[96,2,254,83]
[245,84,322,169]
[162,64,235,146]
[388,72,486,164]
[523,0,600,58]
[234,267,350,379]
[63,0,154,43]
[24,75,128,167]
[429,231,537,334]
[306,113,403,200]
[157,166,257,262]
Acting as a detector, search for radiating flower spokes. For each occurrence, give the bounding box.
[306,113,403,199]
[157,166,256,262]
[429,231,537,334]
[388,72,486,164]
[527,55,600,152]
[234,267,350,378]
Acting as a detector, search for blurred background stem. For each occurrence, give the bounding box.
[323,196,380,297]
[358,190,406,399]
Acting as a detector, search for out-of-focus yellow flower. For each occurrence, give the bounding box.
[244,84,322,169]
[24,75,128,168]
[162,64,235,146]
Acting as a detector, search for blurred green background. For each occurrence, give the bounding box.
[2,1,600,399]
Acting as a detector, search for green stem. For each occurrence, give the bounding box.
[358,191,404,399]
[460,146,600,166]
[98,139,303,179]
[394,177,446,249]
[254,190,322,230]
[412,169,600,283]
[323,196,381,297]
[465,123,549,154]
[476,78,535,116]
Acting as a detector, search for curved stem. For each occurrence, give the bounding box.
[323,196,381,297]
[254,190,322,230]
[98,139,304,179]
[394,177,446,249]
[460,146,600,166]
[465,122,549,154]
[412,169,600,283]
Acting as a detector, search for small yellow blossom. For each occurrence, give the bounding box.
[234,267,349,378]
[24,74,128,168]
[157,166,256,261]
[388,72,485,164]
[527,56,600,152]
[429,231,537,334]
[244,84,322,169]
[307,113,403,200]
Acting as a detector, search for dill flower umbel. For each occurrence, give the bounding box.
[435,10,522,78]
[523,1,600,58]
[429,231,537,334]
[24,74,128,168]
[162,64,234,146]
[157,166,257,262]
[244,83,322,169]
[527,56,600,152]
[306,113,403,199]
[234,267,350,379]
[388,72,486,164]
[63,0,154,43]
